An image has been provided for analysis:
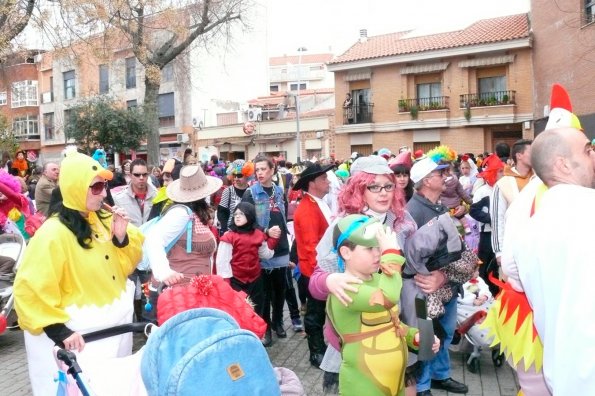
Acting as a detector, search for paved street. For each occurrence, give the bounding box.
[1,313,519,396]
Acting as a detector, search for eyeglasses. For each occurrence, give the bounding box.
[233,174,244,178]
[132,172,148,178]
[429,170,445,178]
[89,181,107,195]
[366,183,395,193]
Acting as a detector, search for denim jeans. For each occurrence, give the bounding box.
[416,296,458,392]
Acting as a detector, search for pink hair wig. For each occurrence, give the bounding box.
[338,172,406,227]
[0,170,22,195]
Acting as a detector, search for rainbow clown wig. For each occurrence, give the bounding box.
[427,145,457,164]
[226,159,255,180]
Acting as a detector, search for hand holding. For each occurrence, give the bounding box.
[110,205,130,243]
[268,226,281,239]
[326,272,363,306]
[163,271,184,286]
[452,205,467,218]
[414,270,447,294]
[63,332,85,352]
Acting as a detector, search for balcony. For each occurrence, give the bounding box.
[398,96,450,113]
[343,103,374,124]
[396,96,450,129]
[459,90,516,108]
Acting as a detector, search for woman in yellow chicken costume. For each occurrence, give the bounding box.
[14,151,143,395]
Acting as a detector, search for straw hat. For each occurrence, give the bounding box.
[166,165,222,203]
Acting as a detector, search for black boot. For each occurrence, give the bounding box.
[322,371,339,394]
[273,322,287,338]
[262,327,272,347]
[307,333,327,368]
[133,299,143,322]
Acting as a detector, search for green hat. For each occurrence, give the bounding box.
[333,215,383,272]
[334,215,382,248]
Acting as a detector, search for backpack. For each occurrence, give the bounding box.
[141,308,281,396]
[137,204,193,271]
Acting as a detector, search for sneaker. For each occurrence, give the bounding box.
[292,318,304,332]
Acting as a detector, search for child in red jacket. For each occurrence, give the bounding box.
[215,202,280,321]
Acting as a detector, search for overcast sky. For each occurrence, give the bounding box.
[264,0,530,56]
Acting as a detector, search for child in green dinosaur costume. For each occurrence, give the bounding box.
[327,214,439,396]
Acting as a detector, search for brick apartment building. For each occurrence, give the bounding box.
[35,36,193,165]
[328,13,534,159]
[531,0,595,139]
[0,51,44,153]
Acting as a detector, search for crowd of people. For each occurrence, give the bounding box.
[6,84,595,395]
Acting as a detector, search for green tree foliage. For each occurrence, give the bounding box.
[64,96,147,154]
[0,112,19,154]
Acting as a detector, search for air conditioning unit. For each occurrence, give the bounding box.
[315,131,324,139]
[246,108,262,122]
[42,92,53,104]
[176,133,189,143]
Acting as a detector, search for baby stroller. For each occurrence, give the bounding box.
[450,258,504,373]
[54,275,304,395]
[451,300,503,373]
[0,231,27,334]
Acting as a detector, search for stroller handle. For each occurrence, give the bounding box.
[82,322,150,343]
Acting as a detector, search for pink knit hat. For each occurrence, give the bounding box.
[388,151,413,170]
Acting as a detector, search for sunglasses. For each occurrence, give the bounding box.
[89,181,107,195]
[132,172,148,178]
[233,174,244,178]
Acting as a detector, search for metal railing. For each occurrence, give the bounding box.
[398,96,449,112]
[459,90,516,108]
[343,103,374,124]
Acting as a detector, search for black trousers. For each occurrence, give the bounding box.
[230,276,265,320]
[262,267,288,327]
[298,275,327,355]
[478,231,499,296]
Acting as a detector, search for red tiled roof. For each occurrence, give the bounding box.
[270,53,334,66]
[330,13,529,64]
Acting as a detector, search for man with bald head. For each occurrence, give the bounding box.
[34,162,59,216]
[511,127,595,395]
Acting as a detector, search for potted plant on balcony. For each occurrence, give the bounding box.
[398,99,408,112]
[502,94,509,104]
[464,102,471,121]
[410,105,419,120]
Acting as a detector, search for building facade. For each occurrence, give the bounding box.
[530,0,595,138]
[0,51,44,154]
[36,38,193,165]
[328,14,534,159]
[194,52,336,163]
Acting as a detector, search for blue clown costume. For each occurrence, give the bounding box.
[14,152,143,395]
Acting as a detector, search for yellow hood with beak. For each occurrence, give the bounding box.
[60,151,113,212]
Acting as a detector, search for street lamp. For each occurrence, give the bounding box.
[295,47,307,164]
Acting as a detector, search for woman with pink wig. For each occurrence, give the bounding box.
[308,155,418,394]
